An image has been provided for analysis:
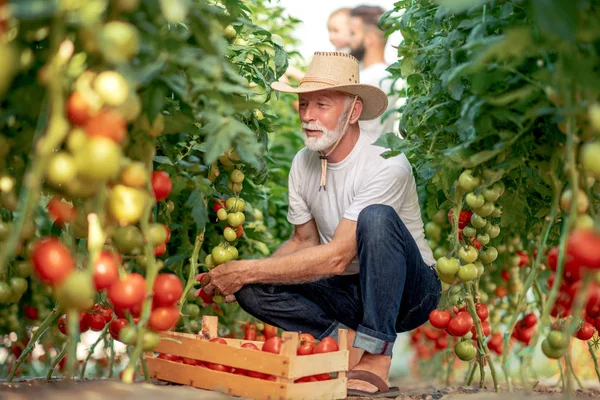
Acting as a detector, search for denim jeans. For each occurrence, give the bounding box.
[235,204,442,356]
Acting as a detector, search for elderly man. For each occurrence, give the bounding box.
[197,52,439,398]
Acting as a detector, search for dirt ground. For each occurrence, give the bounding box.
[1,378,600,400]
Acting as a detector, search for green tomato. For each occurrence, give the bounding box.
[458,170,481,192]
[433,246,449,260]
[455,340,477,361]
[424,221,442,241]
[581,142,600,178]
[438,272,457,284]
[227,212,245,227]
[493,181,505,196]
[457,263,478,282]
[184,303,200,319]
[462,226,477,237]
[542,338,567,359]
[474,202,494,217]
[212,246,232,265]
[575,214,595,230]
[204,254,214,268]
[227,246,239,260]
[119,326,138,344]
[485,224,500,238]
[224,25,237,40]
[15,261,32,278]
[54,271,94,310]
[432,209,447,224]
[9,277,28,296]
[459,246,479,263]
[0,282,13,303]
[490,206,502,218]
[436,257,460,276]
[148,223,168,246]
[483,187,501,202]
[226,197,245,212]
[475,261,485,277]
[143,331,160,351]
[471,214,487,229]
[224,227,238,242]
[230,169,245,184]
[547,330,569,349]
[479,247,498,264]
[465,193,485,209]
[476,234,490,246]
[0,221,11,241]
[217,208,228,221]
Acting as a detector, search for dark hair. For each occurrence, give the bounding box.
[350,5,385,29]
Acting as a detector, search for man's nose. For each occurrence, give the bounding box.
[301,103,317,122]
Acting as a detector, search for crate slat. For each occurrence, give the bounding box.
[146,357,287,400]
[289,350,349,379]
[286,377,348,400]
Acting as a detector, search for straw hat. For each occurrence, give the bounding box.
[271,52,388,121]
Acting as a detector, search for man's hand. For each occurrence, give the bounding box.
[194,260,248,299]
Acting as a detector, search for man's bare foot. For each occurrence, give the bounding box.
[346,329,364,370]
[347,352,392,394]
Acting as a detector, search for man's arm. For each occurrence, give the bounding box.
[244,218,358,284]
[270,219,320,258]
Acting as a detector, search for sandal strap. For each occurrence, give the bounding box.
[347,370,389,393]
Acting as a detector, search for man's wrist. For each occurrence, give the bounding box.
[240,259,260,284]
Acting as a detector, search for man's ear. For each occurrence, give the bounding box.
[350,98,363,124]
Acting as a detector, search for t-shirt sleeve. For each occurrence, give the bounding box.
[343,163,412,221]
[287,154,313,225]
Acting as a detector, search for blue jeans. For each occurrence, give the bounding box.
[235,204,442,356]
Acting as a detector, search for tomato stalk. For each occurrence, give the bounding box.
[7,308,59,382]
[477,353,485,388]
[587,341,600,383]
[565,350,584,390]
[0,14,69,273]
[65,308,80,380]
[501,210,555,391]
[465,285,499,391]
[79,320,112,379]
[178,231,204,313]
[465,359,477,386]
[46,342,67,380]
[445,349,454,385]
[107,338,115,378]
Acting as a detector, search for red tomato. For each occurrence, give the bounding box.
[85,312,107,331]
[424,327,440,341]
[262,336,282,354]
[109,318,128,341]
[198,288,214,304]
[447,209,472,229]
[471,320,491,340]
[262,323,278,339]
[47,197,77,226]
[240,343,268,378]
[516,326,536,345]
[92,304,113,322]
[108,273,146,309]
[148,306,180,331]
[210,337,227,344]
[256,335,265,342]
[312,373,331,381]
[516,251,529,267]
[151,171,172,201]
[181,357,200,366]
[213,199,225,212]
[157,353,180,362]
[85,108,127,143]
[495,286,508,298]
[586,284,600,318]
[153,273,183,307]
[475,303,489,321]
[93,251,120,291]
[67,91,94,126]
[523,313,538,328]
[295,376,318,383]
[154,242,167,257]
[567,230,600,270]
[470,237,482,250]
[501,270,510,281]
[31,238,75,285]
[205,338,232,372]
[58,313,89,335]
[244,323,257,341]
[547,247,559,272]
[164,225,171,243]
[23,305,38,320]
[576,322,595,341]
[314,337,339,354]
[429,309,451,329]
[435,335,448,350]
[446,312,473,337]
[297,333,316,355]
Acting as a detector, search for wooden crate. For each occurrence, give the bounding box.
[144,316,349,400]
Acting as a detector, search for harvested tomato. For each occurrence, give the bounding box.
[148,306,180,331]
[153,274,183,307]
[31,238,75,285]
[262,323,278,339]
[151,171,172,201]
[244,322,257,341]
[92,251,120,290]
[108,273,146,309]
[262,336,282,354]
[296,333,316,355]
[157,353,180,362]
[205,338,232,373]
[314,337,339,354]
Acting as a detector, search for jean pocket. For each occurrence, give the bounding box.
[397,291,440,332]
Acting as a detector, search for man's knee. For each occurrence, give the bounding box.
[357,204,397,236]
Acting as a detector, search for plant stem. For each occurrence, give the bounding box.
[66,308,80,380]
[141,355,150,382]
[588,341,600,383]
[79,323,111,379]
[566,351,583,390]
[46,343,68,380]
[501,212,554,391]
[7,308,59,382]
[107,338,115,378]
[466,360,477,386]
[478,354,485,388]
[445,349,453,386]
[178,231,204,312]
[0,13,68,272]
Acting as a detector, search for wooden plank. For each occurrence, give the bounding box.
[146,357,287,400]
[337,329,348,379]
[287,377,347,400]
[201,315,218,339]
[222,338,265,349]
[288,351,349,379]
[278,332,298,385]
[152,333,290,376]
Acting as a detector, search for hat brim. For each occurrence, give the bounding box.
[271,81,388,121]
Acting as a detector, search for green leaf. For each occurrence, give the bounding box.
[154,156,173,165]
[185,189,207,233]
[531,0,577,42]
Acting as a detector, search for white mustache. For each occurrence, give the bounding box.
[301,122,326,131]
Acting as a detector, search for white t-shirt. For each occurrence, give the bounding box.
[287,132,435,274]
[358,63,400,141]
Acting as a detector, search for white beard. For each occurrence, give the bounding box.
[301,106,352,152]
